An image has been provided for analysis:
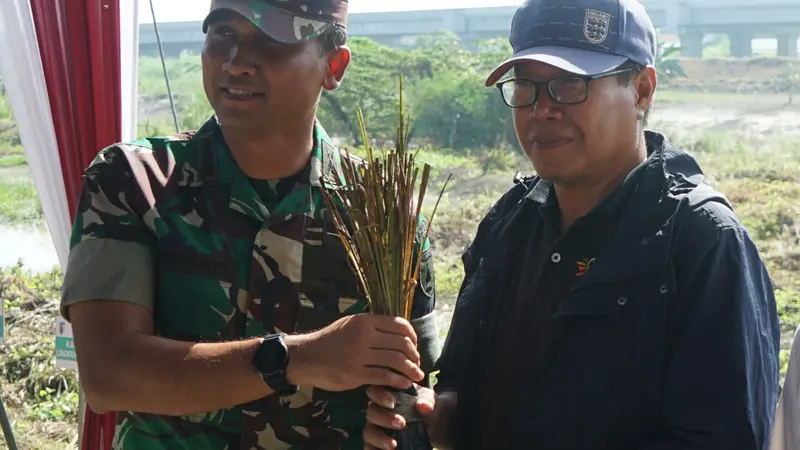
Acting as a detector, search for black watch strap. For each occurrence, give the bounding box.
[265,367,299,397]
[253,334,299,397]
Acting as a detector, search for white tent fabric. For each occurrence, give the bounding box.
[0,0,71,271]
[120,0,141,143]
[0,1,140,271]
[770,325,800,450]
[1,1,140,445]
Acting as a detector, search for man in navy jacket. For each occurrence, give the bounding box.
[362,0,781,448]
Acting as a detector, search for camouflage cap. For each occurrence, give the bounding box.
[203,0,348,44]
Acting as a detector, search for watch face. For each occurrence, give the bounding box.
[255,336,288,375]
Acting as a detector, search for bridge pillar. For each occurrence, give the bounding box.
[777,34,798,57]
[728,31,753,58]
[679,30,703,58]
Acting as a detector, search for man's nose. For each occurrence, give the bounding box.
[531,92,562,121]
[222,46,257,76]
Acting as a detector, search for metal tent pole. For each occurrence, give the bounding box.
[0,395,18,450]
[149,0,180,133]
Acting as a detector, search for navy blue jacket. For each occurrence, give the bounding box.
[436,132,781,450]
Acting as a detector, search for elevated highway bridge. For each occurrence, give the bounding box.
[140,1,800,58]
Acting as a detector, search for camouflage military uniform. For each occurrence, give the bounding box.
[60,116,438,449]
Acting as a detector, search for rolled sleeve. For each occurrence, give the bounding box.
[410,216,440,382]
[411,215,436,319]
[59,146,157,321]
[60,238,154,320]
[411,311,440,375]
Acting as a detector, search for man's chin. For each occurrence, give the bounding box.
[215,112,265,130]
[529,165,577,186]
[528,155,583,184]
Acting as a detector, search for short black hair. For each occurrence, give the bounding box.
[319,25,348,54]
[616,60,651,126]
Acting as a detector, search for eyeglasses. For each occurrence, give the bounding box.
[496,67,637,108]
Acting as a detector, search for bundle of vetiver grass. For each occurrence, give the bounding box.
[320,74,450,321]
[320,75,450,449]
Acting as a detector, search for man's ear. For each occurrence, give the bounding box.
[634,65,657,121]
[323,45,351,91]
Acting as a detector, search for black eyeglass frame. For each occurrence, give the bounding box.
[496,66,640,108]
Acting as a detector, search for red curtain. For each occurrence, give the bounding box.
[29,0,122,449]
[29,0,122,215]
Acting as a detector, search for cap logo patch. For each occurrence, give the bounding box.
[584,9,611,44]
[293,16,319,39]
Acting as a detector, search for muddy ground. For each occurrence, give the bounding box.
[652,93,800,137]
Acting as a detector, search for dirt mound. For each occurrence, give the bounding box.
[680,57,792,80]
[667,57,797,94]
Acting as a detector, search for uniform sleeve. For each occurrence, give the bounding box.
[634,209,781,450]
[410,215,440,377]
[60,147,157,321]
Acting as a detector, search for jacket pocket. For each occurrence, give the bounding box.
[541,271,674,445]
[554,270,674,372]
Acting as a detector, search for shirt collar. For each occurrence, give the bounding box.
[185,115,346,223]
[187,115,344,188]
[524,145,655,220]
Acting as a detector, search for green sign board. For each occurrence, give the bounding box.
[55,316,77,370]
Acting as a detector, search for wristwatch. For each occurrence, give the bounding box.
[251,333,299,397]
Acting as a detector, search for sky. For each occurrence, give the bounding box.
[138,0,522,23]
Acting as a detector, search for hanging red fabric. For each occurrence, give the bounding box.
[29,0,122,449]
[29,0,122,215]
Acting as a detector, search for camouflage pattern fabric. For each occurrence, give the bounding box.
[67,116,436,449]
[203,0,349,44]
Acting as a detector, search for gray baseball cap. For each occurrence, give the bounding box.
[485,0,657,86]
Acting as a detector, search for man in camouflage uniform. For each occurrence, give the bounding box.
[60,1,440,449]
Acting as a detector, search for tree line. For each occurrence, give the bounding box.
[13,33,681,154]
[317,34,517,151]
[136,33,518,152]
